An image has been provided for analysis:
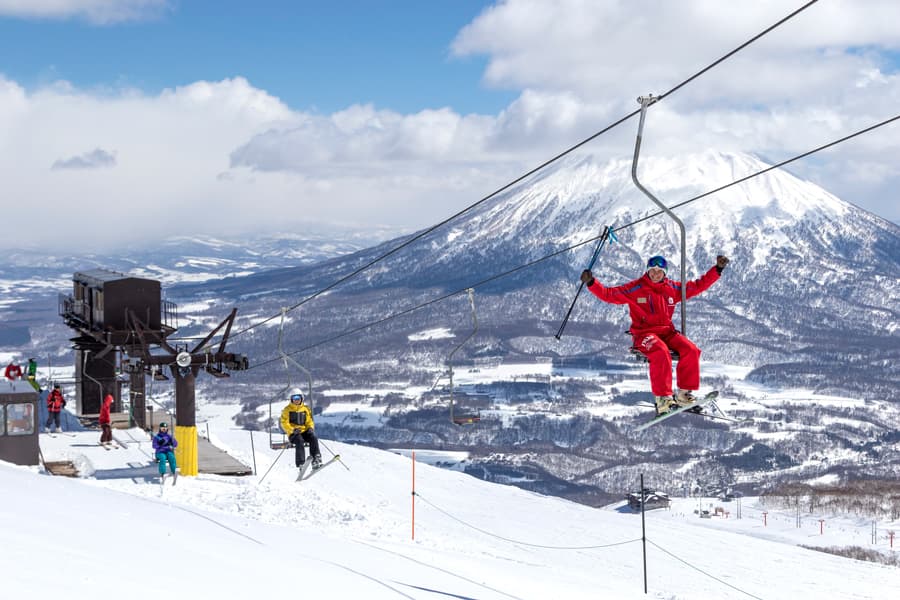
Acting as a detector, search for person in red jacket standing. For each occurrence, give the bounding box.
[581,254,729,415]
[5,362,23,381]
[45,384,67,433]
[99,394,114,445]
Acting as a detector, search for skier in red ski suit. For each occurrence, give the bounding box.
[45,384,67,432]
[581,254,729,414]
[99,394,114,444]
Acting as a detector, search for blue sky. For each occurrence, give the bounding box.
[0,1,898,251]
[0,1,513,114]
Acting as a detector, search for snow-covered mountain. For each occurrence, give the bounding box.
[177,150,899,396]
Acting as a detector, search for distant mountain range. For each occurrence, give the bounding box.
[0,228,395,346]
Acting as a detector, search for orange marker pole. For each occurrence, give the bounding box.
[411,451,416,541]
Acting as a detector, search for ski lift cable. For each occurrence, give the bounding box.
[247,243,576,370]
[243,111,899,370]
[413,492,642,550]
[224,112,640,342]
[222,1,818,343]
[277,307,314,408]
[655,0,820,104]
[647,539,765,600]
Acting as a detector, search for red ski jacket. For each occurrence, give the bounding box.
[586,266,720,337]
[47,390,66,413]
[99,394,114,425]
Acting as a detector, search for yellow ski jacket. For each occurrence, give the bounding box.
[280,402,314,435]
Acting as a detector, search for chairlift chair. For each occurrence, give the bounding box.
[628,333,679,363]
[267,308,314,450]
[626,97,692,365]
[452,412,481,426]
[267,385,293,450]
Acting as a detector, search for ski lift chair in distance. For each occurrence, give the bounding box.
[448,289,481,426]
[268,308,314,450]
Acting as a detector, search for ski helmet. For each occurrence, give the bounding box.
[159,422,168,429]
[646,255,667,272]
[289,387,304,402]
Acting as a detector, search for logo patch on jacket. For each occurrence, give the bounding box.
[668,297,674,304]
[637,297,647,304]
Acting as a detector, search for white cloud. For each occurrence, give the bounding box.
[446,0,900,221]
[0,76,303,250]
[0,74,522,252]
[0,0,169,24]
[1,1,899,253]
[230,104,496,168]
[228,0,900,226]
[452,0,900,103]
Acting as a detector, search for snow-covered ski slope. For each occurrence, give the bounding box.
[3,403,897,600]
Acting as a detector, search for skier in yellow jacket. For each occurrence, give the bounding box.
[280,388,322,471]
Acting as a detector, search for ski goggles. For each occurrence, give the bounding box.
[646,256,668,270]
[291,394,304,402]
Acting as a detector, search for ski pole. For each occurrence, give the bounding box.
[257,447,288,484]
[320,440,350,471]
[555,226,612,340]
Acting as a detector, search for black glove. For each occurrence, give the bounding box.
[716,255,730,274]
[580,269,595,286]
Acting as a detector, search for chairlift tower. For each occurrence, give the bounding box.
[60,268,248,476]
[59,269,175,416]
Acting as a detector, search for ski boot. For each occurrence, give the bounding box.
[311,455,324,471]
[675,390,703,413]
[654,396,675,416]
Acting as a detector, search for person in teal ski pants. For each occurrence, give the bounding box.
[152,422,178,477]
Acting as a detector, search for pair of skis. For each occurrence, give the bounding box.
[296,455,341,482]
[634,391,747,432]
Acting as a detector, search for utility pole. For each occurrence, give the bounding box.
[640,473,648,594]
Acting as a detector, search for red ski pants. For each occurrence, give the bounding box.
[634,331,701,397]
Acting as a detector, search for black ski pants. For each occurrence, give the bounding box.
[289,429,321,467]
[45,411,61,431]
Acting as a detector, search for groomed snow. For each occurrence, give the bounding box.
[4,400,897,600]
